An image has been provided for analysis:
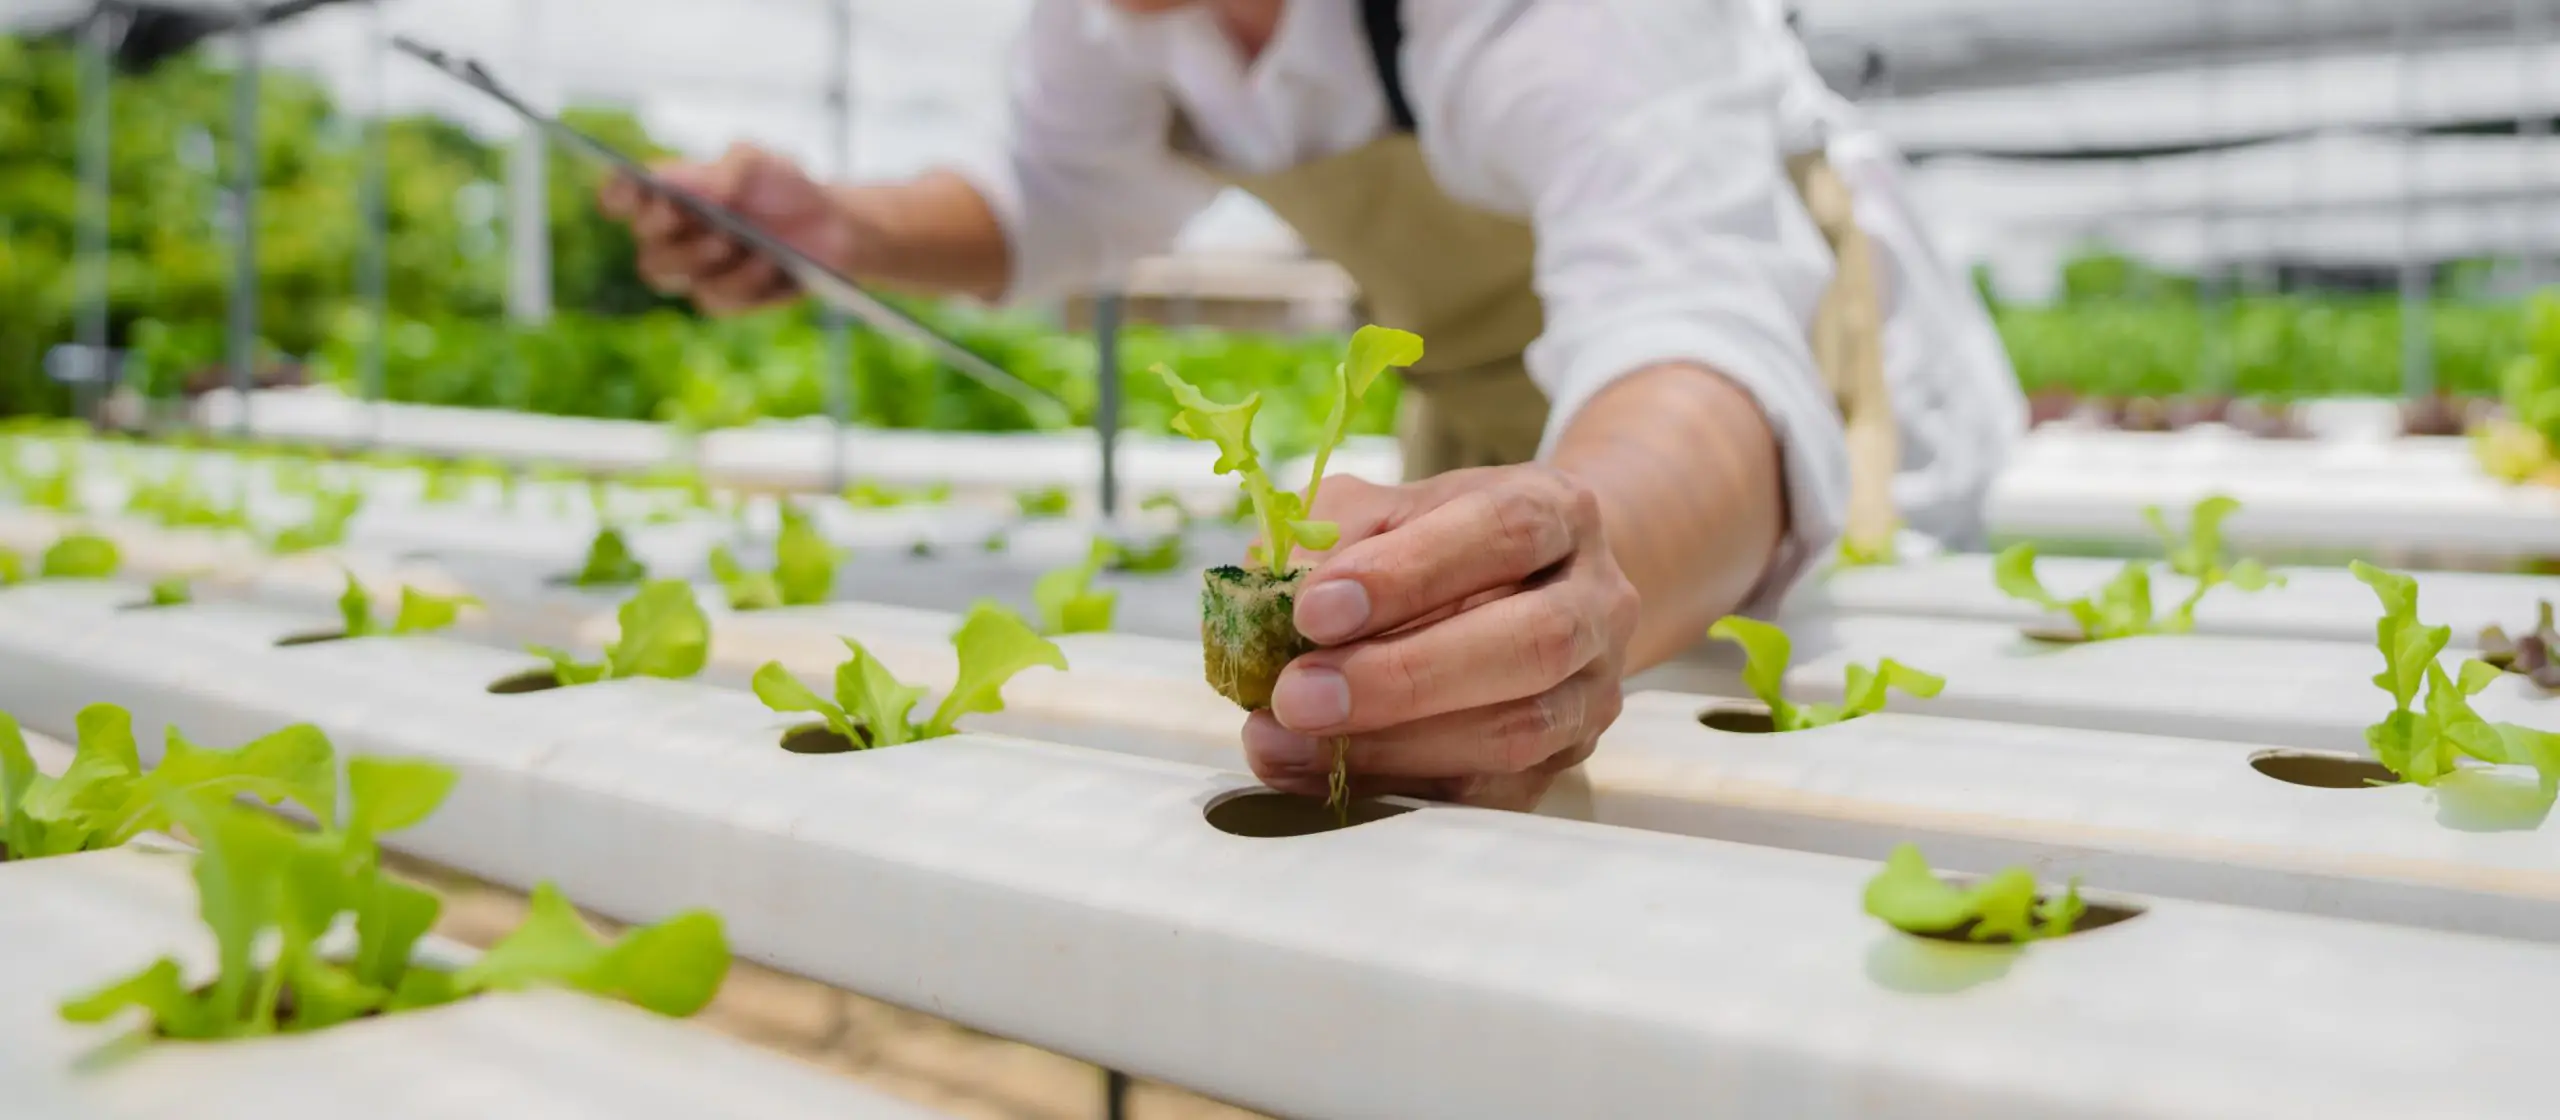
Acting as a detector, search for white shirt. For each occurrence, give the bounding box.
[955,0,2027,603]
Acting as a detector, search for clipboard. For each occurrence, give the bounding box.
[391,34,1071,428]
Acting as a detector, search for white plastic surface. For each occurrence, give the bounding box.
[1648,614,2560,754]
[1791,553,2555,646]
[0,848,954,1120]
[1581,693,2560,940]
[20,587,2560,1115]
[1986,461,2560,554]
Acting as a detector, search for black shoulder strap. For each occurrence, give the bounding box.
[1359,0,1418,134]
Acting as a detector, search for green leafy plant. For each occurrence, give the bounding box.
[1014,486,1071,518]
[331,572,479,639]
[1104,533,1186,574]
[710,505,836,611]
[147,576,192,606]
[0,548,21,586]
[2353,562,2560,794]
[751,601,1064,748]
[1995,496,2280,641]
[528,580,711,687]
[267,485,366,555]
[1863,843,2086,943]
[1835,530,1899,569]
[1157,325,1421,576]
[58,755,729,1039]
[1033,539,1119,636]
[570,526,648,586]
[1708,616,1943,731]
[842,480,950,509]
[39,532,119,579]
[0,705,335,862]
[1139,492,1193,531]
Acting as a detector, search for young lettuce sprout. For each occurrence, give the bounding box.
[751,601,1066,748]
[147,576,194,607]
[267,484,365,555]
[2477,600,2560,691]
[1996,495,2279,640]
[1034,539,1120,636]
[60,754,729,1038]
[712,504,839,611]
[331,571,480,638]
[1863,843,2086,943]
[1158,325,1424,710]
[2353,562,2560,795]
[1105,532,1186,574]
[1,705,336,862]
[1708,616,1943,731]
[528,580,711,687]
[1015,486,1072,518]
[0,548,20,586]
[39,532,120,579]
[571,526,649,587]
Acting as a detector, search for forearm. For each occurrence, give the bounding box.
[828,170,1014,303]
[1549,363,1788,670]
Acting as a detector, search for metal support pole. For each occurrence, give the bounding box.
[2395,5,2432,398]
[506,0,552,324]
[75,2,118,427]
[228,0,262,438]
[2519,0,2551,291]
[822,0,856,490]
[360,0,389,440]
[1102,1068,1132,1120]
[1094,292,1124,518]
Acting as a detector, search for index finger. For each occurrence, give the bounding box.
[1295,467,1589,645]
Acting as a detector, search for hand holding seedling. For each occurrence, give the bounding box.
[1242,464,1641,812]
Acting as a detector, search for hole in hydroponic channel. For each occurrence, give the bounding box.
[2248,750,2404,789]
[116,600,182,612]
[1904,895,2146,946]
[779,722,872,755]
[1202,789,1416,838]
[1696,702,1778,735]
[274,629,351,647]
[486,669,563,695]
[2017,624,2092,646]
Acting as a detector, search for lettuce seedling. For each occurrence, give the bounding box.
[752,600,1065,748]
[1159,325,1423,712]
[331,571,479,638]
[1,705,335,862]
[0,548,21,586]
[1863,843,2086,943]
[2353,561,2560,794]
[1015,486,1071,518]
[570,526,648,586]
[1105,532,1186,574]
[147,576,193,607]
[2478,600,2560,691]
[267,485,366,555]
[1033,539,1119,636]
[60,755,728,1039]
[528,579,711,687]
[39,532,120,579]
[709,505,836,611]
[1708,616,1943,731]
[1997,496,2279,640]
[842,480,950,509]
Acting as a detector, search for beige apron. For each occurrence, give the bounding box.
[1180,130,1899,547]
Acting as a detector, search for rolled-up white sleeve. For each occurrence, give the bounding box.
[1411,0,1846,607]
[948,0,1224,304]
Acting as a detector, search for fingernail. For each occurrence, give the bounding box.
[1271,666,1351,729]
[1243,716,1321,771]
[1296,580,1369,643]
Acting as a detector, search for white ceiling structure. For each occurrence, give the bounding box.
[12,0,2560,283]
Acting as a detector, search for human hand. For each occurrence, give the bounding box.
[1243,465,1641,811]
[597,142,852,315]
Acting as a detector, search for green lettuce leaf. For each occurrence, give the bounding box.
[454,882,729,1017]
[147,575,192,606]
[573,527,648,586]
[602,580,710,680]
[1706,616,1798,729]
[39,533,119,579]
[1862,843,2084,943]
[1033,539,1119,635]
[924,602,1068,737]
[708,545,782,612]
[771,505,837,606]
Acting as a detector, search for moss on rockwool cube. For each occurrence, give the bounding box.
[1201,566,1313,710]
